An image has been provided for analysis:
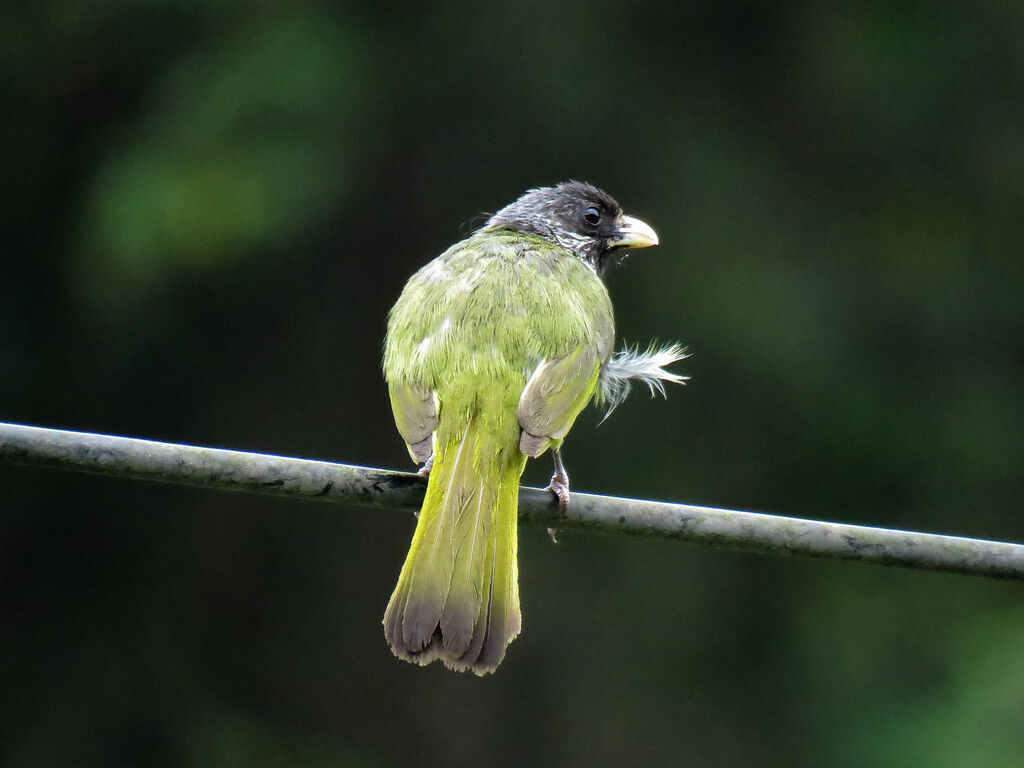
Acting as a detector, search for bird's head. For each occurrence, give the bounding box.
[483,181,659,274]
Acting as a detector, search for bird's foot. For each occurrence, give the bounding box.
[416,454,434,478]
[544,448,571,515]
[545,468,570,515]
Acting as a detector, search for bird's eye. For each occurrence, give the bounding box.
[584,207,601,226]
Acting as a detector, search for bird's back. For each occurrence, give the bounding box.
[384,228,615,433]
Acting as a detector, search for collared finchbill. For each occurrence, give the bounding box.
[610,215,659,249]
[382,183,683,675]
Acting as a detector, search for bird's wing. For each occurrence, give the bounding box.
[388,381,438,463]
[516,345,602,458]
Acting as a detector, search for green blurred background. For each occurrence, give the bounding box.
[2,1,1022,766]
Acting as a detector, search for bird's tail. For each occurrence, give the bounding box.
[383,415,525,675]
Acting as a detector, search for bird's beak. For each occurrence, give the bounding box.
[610,215,659,249]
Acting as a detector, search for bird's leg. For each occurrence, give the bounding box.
[545,449,571,514]
[416,453,434,478]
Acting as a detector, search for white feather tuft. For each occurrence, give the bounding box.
[596,342,689,421]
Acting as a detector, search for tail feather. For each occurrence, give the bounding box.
[398,422,472,651]
[383,416,525,675]
[440,481,489,655]
[449,509,499,670]
[476,496,521,670]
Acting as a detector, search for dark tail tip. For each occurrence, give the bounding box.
[383,598,516,676]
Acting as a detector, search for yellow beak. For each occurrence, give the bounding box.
[611,215,659,249]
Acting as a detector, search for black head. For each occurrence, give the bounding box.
[483,181,658,274]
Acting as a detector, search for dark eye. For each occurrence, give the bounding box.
[583,207,601,226]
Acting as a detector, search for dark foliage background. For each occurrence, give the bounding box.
[2,2,1022,766]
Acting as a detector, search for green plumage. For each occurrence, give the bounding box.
[383,228,614,674]
[381,181,670,674]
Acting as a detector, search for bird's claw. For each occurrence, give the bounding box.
[545,472,570,515]
[416,454,434,478]
[545,449,571,515]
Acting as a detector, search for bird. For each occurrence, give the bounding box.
[382,181,686,675]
